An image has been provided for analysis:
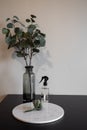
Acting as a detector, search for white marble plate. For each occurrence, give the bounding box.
[12,102,64,124]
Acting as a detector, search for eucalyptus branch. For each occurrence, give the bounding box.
[2,14,46,67]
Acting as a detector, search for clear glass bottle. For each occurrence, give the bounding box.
[39,76,49,102]
[41,87,49,102]
[23,66,35,103]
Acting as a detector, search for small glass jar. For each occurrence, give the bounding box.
[23,66,35,103]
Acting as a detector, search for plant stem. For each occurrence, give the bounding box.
[24,56,28,66]
[29,57,32,66]
[29,48,33,66]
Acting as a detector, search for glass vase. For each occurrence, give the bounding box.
[23,66,35,103]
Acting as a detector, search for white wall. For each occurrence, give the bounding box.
[0,0,87,100]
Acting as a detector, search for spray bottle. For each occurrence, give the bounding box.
[39,76,49,102]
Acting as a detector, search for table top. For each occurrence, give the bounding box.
[0,94,87,130]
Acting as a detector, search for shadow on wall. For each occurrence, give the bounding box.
[33,48,53,73]
[0,95,6,102]
[0,40,14,101]
[32,48,53,91]
[11,43,53,76]
[0,41,14,62]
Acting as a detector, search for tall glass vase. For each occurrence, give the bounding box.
[23,66,35,103]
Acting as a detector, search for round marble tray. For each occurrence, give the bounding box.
[12,102,64,124]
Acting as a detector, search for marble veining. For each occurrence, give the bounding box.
[12,102,64,124]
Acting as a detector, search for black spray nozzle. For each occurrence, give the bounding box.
[39,76,49,86]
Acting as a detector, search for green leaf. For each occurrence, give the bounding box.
[37,35,46,47]
[11,35,16,44]
[31,18,35,23]
[16,52,24,57]
[36,29,40,33]
[31,14,36,18]
[15,51,28,57]
[5,35,16,49]
[33,48,40,53]
[33,32,38,38]
[26,19,30,22]
[14,27,23,38]
[40,33,46,37]
[13,16,19,20]
[15,27,19,33]
[25,32,32,38]
[36,30,46,37]
[5,36,12,44]
[7,23,14,28]
[24,108,35,112]
[6,18,10,21]
[34,40,40,46]
[40,38,46,47]
[12,19,18,23]
[2,28,9,35]
[15,27,21,34]
[27,24,36,34]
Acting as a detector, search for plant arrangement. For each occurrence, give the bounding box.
[2,14,46,66]
[2,15,46,103]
